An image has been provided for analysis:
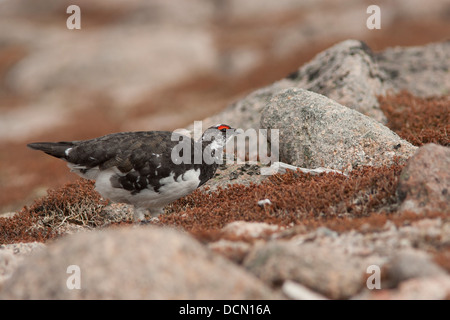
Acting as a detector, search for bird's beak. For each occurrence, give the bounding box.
[226,127,241,139]
[231,128,242,135]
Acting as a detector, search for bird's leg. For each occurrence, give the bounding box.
[149,207,164,218]
[134,207,163,224]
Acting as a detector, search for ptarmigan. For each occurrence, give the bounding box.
[27,124,237,221]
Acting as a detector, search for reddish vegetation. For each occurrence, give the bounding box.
[0,179,107,244]
[379,91,450,146]
[159,164,404,238]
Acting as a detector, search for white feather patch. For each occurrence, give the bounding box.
[65,148,73,156]
[94,168,201,211]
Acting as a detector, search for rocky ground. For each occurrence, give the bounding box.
[1,38,449,299]
[0,1,449,300]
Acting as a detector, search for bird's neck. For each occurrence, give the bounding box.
[201,138,224,162]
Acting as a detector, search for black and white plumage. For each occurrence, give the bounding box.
[27,124,237,221]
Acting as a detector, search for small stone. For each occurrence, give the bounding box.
[383,250,446,288]
[229,171,240,180]
[282,280,328,300]
[208,240,252,264]
[257,199,272,207]
[397,143,450,215]
[221,221,280,240]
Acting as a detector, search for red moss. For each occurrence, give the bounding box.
[157,163,405,240]
[0,210,50,244]
[379,91,450,146]
[0,179,107,244]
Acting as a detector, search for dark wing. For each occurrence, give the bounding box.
[68,131,175,172]
[104,132,199,193]
[28,131,174,169]
[28,131,215,193]
[73,131,201,194]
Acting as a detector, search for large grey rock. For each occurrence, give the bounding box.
[0,226,279,299]
[260,88,417,171]
[288,39,388,123]
[397,143,450,214]
[376,41,450,97]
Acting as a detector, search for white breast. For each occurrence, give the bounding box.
[94,168,201,210]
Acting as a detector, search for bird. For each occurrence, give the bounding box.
[27,124,238,221]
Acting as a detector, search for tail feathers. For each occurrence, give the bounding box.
[27,141,74,159]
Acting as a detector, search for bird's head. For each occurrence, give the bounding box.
[201,124,238,151]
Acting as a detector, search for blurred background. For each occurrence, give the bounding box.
[0,0,449,214]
